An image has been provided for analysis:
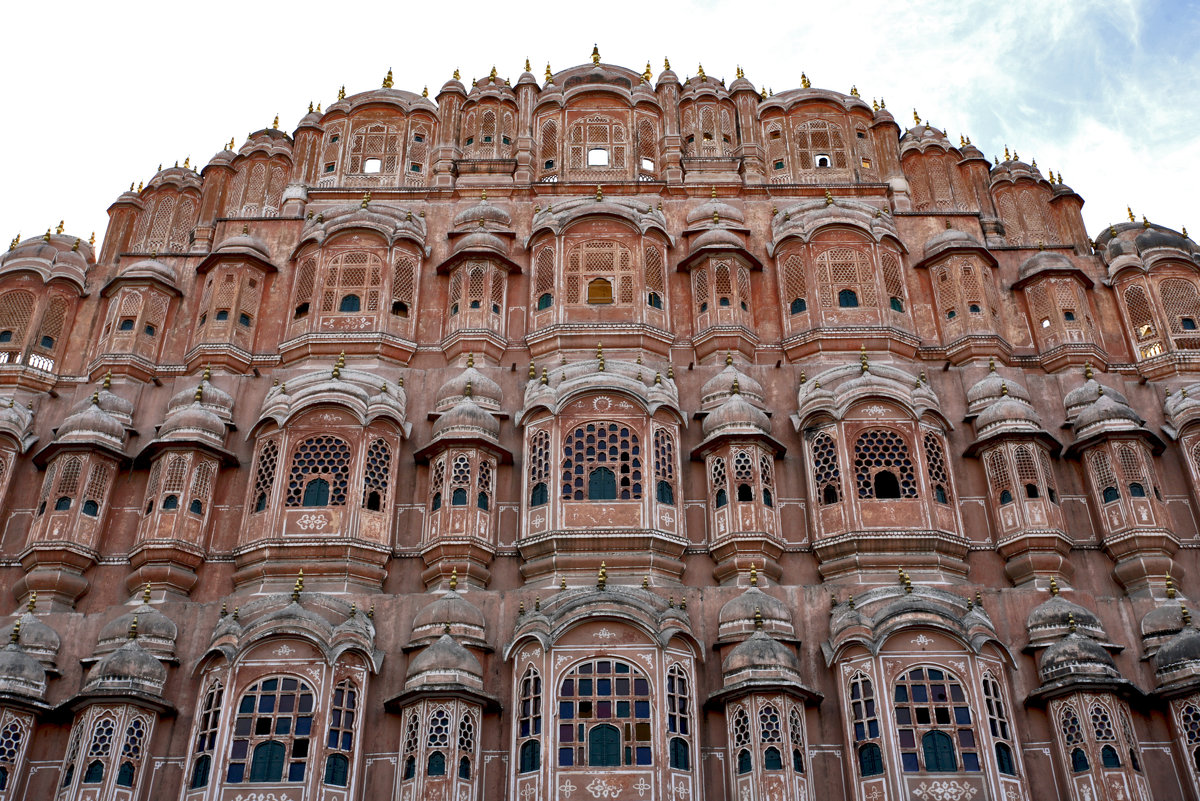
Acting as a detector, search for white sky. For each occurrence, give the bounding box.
[3,0,1197,250]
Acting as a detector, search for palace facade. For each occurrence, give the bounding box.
[1,53,1199,801]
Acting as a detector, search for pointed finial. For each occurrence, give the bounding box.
[26,592,36,614]
[349,602,357,618]
[518,600,526,616]
[220,601,228,618]
[1143,215,1151,229]
[292,570,304,602]
[544,63,553,84]
[1185,606,1194,627]
[850,85,859,97]
[591,44,601,65]
[1184,226,1190,239]
[975,590,982,608]
[731,376,740,394]
[1167,574,1176,599]
[272,115,279,129]
[754,606,763,630]
[1000,382,1008,397]
[967,596,973,611]
[825,188,834,206]
[664,57,671,70]
[697,63,706,80]
[128,615,139,640]
[1002,144,1010,161]
[643,575,649,589]
[367,604,375,620]
[464,380,473,398]
[904,575,913,594]
[1124,205,1135,223]
[642,61,653,82]
[42,228,51,242]
[668,596,675,608]
[749,563,758,586]
[233,606,240,621]
[488,65,498,83]
[142,582,152,604]
[1012,150,1019,161]
[1084,362,1093,380]
[72,238,80,252]
[761,87,768,100]
[596,184,603,202]
[361,192,371,209]
[988,356,996,373]
[860,344,869,374]
[450,567,458,591]
[1049,577,1059,596]
[736,65,744,79]
[597,561,607,591]
[382,68,394,89]
[561,575,567,591]
[1067,611,1077,633]
[541,367,549,385]
[667,364,674,380]
[799,72,810,89]
[308,101,314,113]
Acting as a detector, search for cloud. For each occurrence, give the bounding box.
[0,0,1194,247]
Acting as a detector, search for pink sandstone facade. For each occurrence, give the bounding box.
[1,54,1200,801]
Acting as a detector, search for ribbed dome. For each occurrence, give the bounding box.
[701,359,765,409]
[56,399,126,446]
[689,227,744,252]
[119,257,178,286]
[85,638,167,694]
[1038,631,1119,683]
[1018,251,1076,281]
[450,231,509,259]
[97,604,177,659]
[168,378,234,420]
[1064,374,1128,420]
[0,642,45,700]
[1073,392,1143,433]
[966,364,1031,414]
[157,402,227,445]
[1155,625,1200,674]
[214,231,270,259]
[405,633,482,686]
[975,395,1042,433]
[722,630,800,676]
[435,365,503,412]
[923,225,982,260]
[718,585,794,640]
[454,196,512,228]
[687,195,744,227]
[431,398,500,441]
[1143,601,1185,642]
[411,589,487,651]
[1026,592,1105,647]
[0,612,60,664]
[701,392,770,438]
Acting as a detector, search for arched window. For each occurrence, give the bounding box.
[519,740,540,773]
[302,478,330,507]
[458,756,471,779]
[855,429,918,499]
[427,751,446,776]
[711,456,728,508]
[654,429,676,506]
[1102,486,1120,503]
[114,759,135,787]
[189,681,223,788]
[363,438,391,512]
[562,423,642,501]
[1100,744,1120,768]
[338,294,361,312]
[84,760,104,783]
[324,754,349,786]
[894,666,979,772]
[286,436,351,507]
[811,432,841,505]
[529,429,551,507]
[537,293,553,310]
[558,658,651,767]
[249,742,286,783]
[859,743,884,776]
[983,673,1016,775]
[588,467,616,500]
[323,679,357,785]
[403,756,416,780]
[227,677,315,783]
[54,496,71,511]
[190,755,211,789]
[670,737,689,769]
[452,488,468,506]
[588,725,621,767]
[838,288,860,307]
[737,748,752,774]
[716,489,728,508]
[1071,747,1089,772]
[764,746,783,770]
[923,431,952,505]
[252,439,278,514]
[995,742,1015,775]
[531,482,548,506]
[737,483,754,502]
[588,278,614,305]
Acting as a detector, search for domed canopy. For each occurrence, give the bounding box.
[0,611,60,666]
[686,194,745,228]
[966,362,1032,416]
[718,584,795,642]
[1155,624,1200,676]
[116,257,179,288]
[1026,591,1106,648]
[169,375,235,414]
[922,225,985,264]
[97,603,177,660]
[1072,391,1144,436]
[156,402,227,449]
[411,588,487,650]
[454,195,512,229]
[701,391,771,439]
[54,396,126,449]
[434,363,503,413]
[431,397,500,442]
[404,633,483,691]
[1038,631,1120,684]
[700,358,765,410]
[0,636,46,702]
[722,629,800,677]
[1063,370,1128,422]
[84,637,167,698]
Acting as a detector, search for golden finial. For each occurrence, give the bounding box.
[847,594,855,610]
[1012,150,1019,161]
[272,115,279,129]
[338,85,346,99]
[850,85,859,97]
[912,109,921,125]
[1185,606,1194,627]
[544,63,553,84]
[754,606,763,630]
[1143,215,1151,229]
[1067,611,1077,633]
[595,184,603,202]
[367,604,375,620]
[731,376,740,394]
[292,570,304,602]
[1031,157,1037,169]
[26,592,36,614]
[975,590,982,608]
[667,364,674,380]
[761,87,768,100]
[42,228,51,242]
[959,134,966,147]
[308,101,314,113]
[697,63,706,81]
[361,192,371,209]
[488,65,498,83]
[464,380,473,398]
[1000,382,1008,396]
[736,65,744,79]
[597,561,607,591]
[1167,574,1176,599]
[561,575,567,591]
[220,601,227,618]
[72,238,80,252]
[194,383,204,402]
[184,155,191,169]
[534,596,541,612]
[1084,362,1093,380]
[904,574,913,594]
[872,98,879,111]
[333,350,345,379]
[233,606,240,621]
[642,61,653,83]
[664,57,671,70]
[8,234,17,251]
[642,575,649,589]
[89,231,95,246]
[56,219,66,235]
[128,615,139,640]
[591,44,601,65]
[142,582,152,604]
[988,356,996,372]
[449,567,459,591]
[518,601,525,616]
[668,596,675,608]
[860,344,869,374]
[800,72,810,89]
[1048,576,1059,596]
[1002,145,1010,161]
[1125,205,1135,222]
[227,137,235,151]
[679,597,686,610]
[799,371,807,384]
[825,188,834,206]
[103,370,112,390]
[541,367,549,385]
[383,68,394,89]
[967,596,973,611]
[349,603,357,618]
[1184,226,1190,239]
[749,563,758,586]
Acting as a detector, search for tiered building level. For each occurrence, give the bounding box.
[1,54,1200,801]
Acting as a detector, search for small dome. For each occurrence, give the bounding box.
[434,365,503,412]
[454,196,512,229]
[686,195,744,227]
[157,402,227,445]
[1142,601,1185,654]
[1038,631,1120,683]
[975,395,1042,434]
[450,231,510,261]
[722,630,800,677]
[1017,251,1077,281]
[411,589,487,648]
[85,638,167,695]
[1063,374,1128,420]
[689,227,745,254]
[1155,625,1200,674]
[168,378,234,419]
[56,400,126,446]
[431,398,500,441]
[718,585,794,641]
[966,364,1031,414]
[1073,392,1143,435]
[213,231,270,259]
[0,612,60,664]
[923,226,982,261]
[1026,592,1105,648]
[700,360,765,409]
[701,392,770,438]
[97,604,177,659]
[0,642,46,700]
[1135,226,1196,255]
[405,633,482,689]
[118,257,178,286]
